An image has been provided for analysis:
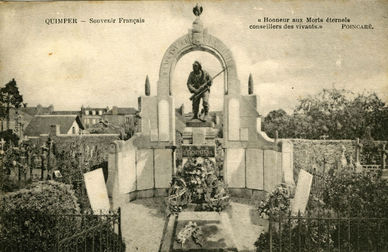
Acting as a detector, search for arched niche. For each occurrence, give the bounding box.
[157,26,240,98]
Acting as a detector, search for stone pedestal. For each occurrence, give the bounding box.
[181,125,217,167]
[182,125,217,145]
[186,119,214,128]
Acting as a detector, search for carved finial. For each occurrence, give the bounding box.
[193,4,203,17]
[145,75,150,96]
[248,73,254,94]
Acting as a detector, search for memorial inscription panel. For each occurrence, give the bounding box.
[182,145,216,158]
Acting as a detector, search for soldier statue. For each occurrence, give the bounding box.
[187,61,212,121]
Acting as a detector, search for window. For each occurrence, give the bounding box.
[72,127,76,134]
[85,110,89,115]
[92,110,96,115]
[98,110,103,115]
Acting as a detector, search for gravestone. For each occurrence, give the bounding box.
[31,168,41,181]
[291,169,313,215]
[84,168,110,214]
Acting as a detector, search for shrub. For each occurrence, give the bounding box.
[0,178,33,192]
[256,169,388,251]
[0,129,19,146]
[0,180,81,251]
[1,180,80,213]
[255,216,335,252]
[322,170,388,217]
[257,184,292,219]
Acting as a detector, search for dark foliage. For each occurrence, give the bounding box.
[262,89,388,140]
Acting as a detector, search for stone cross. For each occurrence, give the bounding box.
[355,138,363,172]
[340,144,347,169]
[0,138,5,152]
[382,144,387,169]
[355,138,362,163]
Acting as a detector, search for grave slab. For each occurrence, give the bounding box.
[162,211,238,252]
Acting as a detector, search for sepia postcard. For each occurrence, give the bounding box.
[0,1,387,251]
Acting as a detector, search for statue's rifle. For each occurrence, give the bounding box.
[189,68,226,101]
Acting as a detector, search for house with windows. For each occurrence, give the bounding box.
[102,106,137,126]
[24,115,84,138]
[80,106,109,129]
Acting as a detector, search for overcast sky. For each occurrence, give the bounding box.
[0,0,387,115]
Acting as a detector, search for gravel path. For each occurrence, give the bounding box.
[227,198,266,251]
[121,197,167,252]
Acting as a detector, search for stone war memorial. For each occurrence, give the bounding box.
[106,4,294,251]
[106,4,294,207]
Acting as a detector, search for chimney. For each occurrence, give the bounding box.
[112,106,118,115]
[37,104,42,114]
[48,105,54,113]
[49,125,60,137]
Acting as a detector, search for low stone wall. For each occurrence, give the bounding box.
[224,140,294,194]
[25,132,119,181]
[290,139,355,173]
[107,138,295,208]
[106,136,174,208]
[288,139,387,181]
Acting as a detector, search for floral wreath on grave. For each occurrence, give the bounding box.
[257,183,292,219]
[166,157,230,215]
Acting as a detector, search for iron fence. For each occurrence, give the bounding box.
[259,211,388,252]
[0,208,124,252]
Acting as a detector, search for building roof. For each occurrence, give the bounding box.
[51,111,81,115]
[87,121,122,134]
[19,105,54,116]
[24,115,83,136]
[83,107,108,110]
[104,107,137,115]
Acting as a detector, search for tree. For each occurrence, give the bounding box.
[294,89,387,140]
[262,109,292,138]
[0,79,23,130]
[262,88,388,140]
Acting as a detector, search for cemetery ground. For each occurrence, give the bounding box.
[120,197,263,251]
[1,139,388,251]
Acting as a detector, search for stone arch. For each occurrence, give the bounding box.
[157,27,240,98]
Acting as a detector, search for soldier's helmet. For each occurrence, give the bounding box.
[193,61,202,70]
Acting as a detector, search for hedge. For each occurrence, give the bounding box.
[0,180,81,251]
[289,139,387,182]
